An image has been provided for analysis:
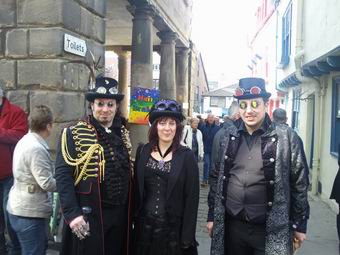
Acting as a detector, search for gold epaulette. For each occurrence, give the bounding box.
[61,121,105,186]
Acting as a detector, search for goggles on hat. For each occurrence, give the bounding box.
[234,86,262,97]
[95,86,118,95]
[153,100,181,112]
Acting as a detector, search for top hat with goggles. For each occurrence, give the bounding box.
[234,77,271,100]
[148,99,185,124]
[85,77,124,102]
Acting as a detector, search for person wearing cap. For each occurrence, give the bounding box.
[0,84,28,255]
[55,77,133,255]
[208,77,309,255]
[133,99,199,255]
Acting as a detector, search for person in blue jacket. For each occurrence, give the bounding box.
[199,113,220,187]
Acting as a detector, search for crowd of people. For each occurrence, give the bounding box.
[2,76,338,255]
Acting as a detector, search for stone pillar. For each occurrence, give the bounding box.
[176,47,190,116]
[129,3,155,154]
[0,0,107,153]
[130,4,154,87]
[157,31,178,99]
[115,49,131,119]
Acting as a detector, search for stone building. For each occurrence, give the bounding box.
[246,0,340,208]
[0,0,195,152]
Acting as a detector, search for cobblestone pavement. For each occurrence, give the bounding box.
[196,162,211,255]
[49,163,339,255]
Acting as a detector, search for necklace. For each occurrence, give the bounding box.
[157,143,172,169]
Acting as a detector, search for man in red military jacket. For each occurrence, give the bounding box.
[0,84,28,254]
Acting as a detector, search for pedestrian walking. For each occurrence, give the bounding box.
[133,99,199,255]
[330,143,340,254]
[210,101,240,175]
[7,105,56,255]
[0,83,27,255]
[272,108,288,124]
[207,77,309,255]
[182,117,204,162]
[55,77,133,255]
[200,113,220,187]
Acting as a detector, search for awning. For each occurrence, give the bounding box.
[278,46,340,89]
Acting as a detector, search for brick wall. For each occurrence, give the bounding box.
[0,0,107,152]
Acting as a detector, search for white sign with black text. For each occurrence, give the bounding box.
[64,33,87,57]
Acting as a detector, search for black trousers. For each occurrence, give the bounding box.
[102,205,127,255]
[225,218,265,255]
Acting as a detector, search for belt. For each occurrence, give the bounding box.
[14,182,44,194]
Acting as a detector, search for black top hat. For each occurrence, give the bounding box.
[85,77,124,102]
[234,77,271,100]
[148,99,185,124]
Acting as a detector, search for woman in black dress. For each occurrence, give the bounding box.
[133,99,199,255]
[330,143,340,254]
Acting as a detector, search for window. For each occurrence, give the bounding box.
[210,97,225,108]
[331,78,340,156]
[291,88,300,131]
[280,2,292,67]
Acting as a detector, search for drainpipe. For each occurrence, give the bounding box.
[293,0,321,195]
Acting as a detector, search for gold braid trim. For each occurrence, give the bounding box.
[121,125,134,177]
[61,125,105,186]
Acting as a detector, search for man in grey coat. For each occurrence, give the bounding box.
[207,77,309,255]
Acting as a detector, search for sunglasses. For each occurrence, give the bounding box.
[94,101,116,108]
[234,86,262,97]
[153,100,180,112]
[239,100,261,110]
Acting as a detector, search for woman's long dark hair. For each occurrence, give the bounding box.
[148,116,184,153]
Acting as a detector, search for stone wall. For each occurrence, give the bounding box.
[0,0,107,152]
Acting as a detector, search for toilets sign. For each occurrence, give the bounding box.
[64,34,87,57]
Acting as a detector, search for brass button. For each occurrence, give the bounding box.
[268,202,273,206]
[269,158,275,162]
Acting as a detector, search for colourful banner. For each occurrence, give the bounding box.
[129,87,160,124]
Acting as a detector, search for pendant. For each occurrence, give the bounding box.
[158,159,165,170]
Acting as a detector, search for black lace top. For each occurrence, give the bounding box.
[143,156,171,216]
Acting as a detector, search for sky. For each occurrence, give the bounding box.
[191,0,258,86]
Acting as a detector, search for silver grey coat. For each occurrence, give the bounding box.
[209,118,309,255]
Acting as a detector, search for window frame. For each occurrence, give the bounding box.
[331,77,340,157]
[291,88,301,131]
[280,1,292,67]
[210,96,225,108]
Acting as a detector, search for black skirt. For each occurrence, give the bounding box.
[133,212,182,255]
